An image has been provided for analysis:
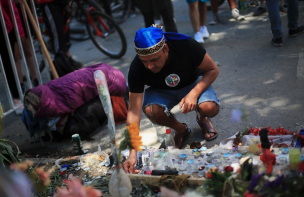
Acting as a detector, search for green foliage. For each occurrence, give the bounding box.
[0,139,20,167]
[0,104,20,167]
[0,104,2,135]
[204,171,232,196]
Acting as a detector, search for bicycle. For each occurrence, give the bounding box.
[39,0,127,59]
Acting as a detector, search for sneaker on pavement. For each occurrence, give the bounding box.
[271,37,283,47]
[253,7,267,16]
[249,0,259,6]
[15,105,24,116]
[200,26,209,38]
[13,99,24,116]
[231,8,245,20]
[289,26,304,37]
[209,13,220,26]
[279,4,287,13]
[194,32,204,43]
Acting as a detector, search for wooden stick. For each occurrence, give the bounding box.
[22,0,59,79]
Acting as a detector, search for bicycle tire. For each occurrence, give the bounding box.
[109,0,131,24]
[86,11,127,59]
[207,0,225,10]
[75,0,105,24]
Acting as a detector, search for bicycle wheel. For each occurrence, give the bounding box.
[75,0,105,24]
[109,0,131,24]
[86,11,127,59]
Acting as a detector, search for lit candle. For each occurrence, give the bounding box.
[289,148,301,170]
[248,138,261,155]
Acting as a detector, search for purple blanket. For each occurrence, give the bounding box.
[25,63,126,118]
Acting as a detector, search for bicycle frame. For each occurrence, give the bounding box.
[64,0,109,38]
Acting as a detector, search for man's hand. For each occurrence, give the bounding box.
[179,91,198,114]
[123,150,137,173]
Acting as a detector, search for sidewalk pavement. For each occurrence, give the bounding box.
[1,0,304,157]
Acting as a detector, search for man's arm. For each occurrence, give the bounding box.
[123,92,143,173]
[126,92,143,126]
[179,53,219,113]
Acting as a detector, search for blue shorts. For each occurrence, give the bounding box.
[186,0,210,3]
[142,76,220,113]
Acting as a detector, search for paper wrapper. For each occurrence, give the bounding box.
[94,70,117,164]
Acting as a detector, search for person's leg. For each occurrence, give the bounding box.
[44,3,82,67]
[209,0,220,25]
[14,41,24,86]
[153,0,161,25]
[22,37,39,86]
[287,0,303,37]
[265,0,283,46]
[253,0,267,16]
[279,0,287,13]
[1,30,20,100]
[142,88,189,148]
[228,0,245,20]
[198,1,209,38]
[187,0,204,43]
[159,0,178,32]
[188,1,200,33]
[194,81,220,140]
[287,0,298,30]
[196,101,219,139]
[44,3,69,54]
[141,10,155,27]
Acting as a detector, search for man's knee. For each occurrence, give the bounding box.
[198,102,219,117]
[143,104,165,119]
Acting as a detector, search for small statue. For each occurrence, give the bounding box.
[259,128,276,175]
[233,132,241,151]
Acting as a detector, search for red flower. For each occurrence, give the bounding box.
[223,166,234,172]
[207,172,212,178]
[298,162,304,173]
[244,191,259,197]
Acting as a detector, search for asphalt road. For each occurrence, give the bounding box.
[1,0,304,157]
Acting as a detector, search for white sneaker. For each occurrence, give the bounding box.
[194,32,204,43]
[200,26,209,38]
[209,13,220,26]
[15,105,24,116]
[231,8,245,20]
[13,99,24,115]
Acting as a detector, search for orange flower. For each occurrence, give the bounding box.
[56,176,102,197]
[35,167,51,186]
[10,160,33,171]
[126,123,143,151]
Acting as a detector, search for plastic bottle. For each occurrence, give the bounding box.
[152,123,166,143]
[165,129,175,149]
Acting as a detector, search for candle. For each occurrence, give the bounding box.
[289,148,301,170]
[248,138,261,155]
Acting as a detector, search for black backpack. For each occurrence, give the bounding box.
[52,51,82,78]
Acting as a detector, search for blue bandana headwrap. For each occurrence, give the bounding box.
[134,25,191,56]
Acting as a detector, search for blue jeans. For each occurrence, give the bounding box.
[266,0,299,39]
[142,76,220,114]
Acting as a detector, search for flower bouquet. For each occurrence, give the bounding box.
[108,122,143,197]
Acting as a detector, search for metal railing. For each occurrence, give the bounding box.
[0,0,45,117]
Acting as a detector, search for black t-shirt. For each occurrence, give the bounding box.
[128,38,206,93]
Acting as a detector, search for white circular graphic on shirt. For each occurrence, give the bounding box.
[165,74,180,87]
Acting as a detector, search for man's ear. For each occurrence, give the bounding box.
[164,44,169,53]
